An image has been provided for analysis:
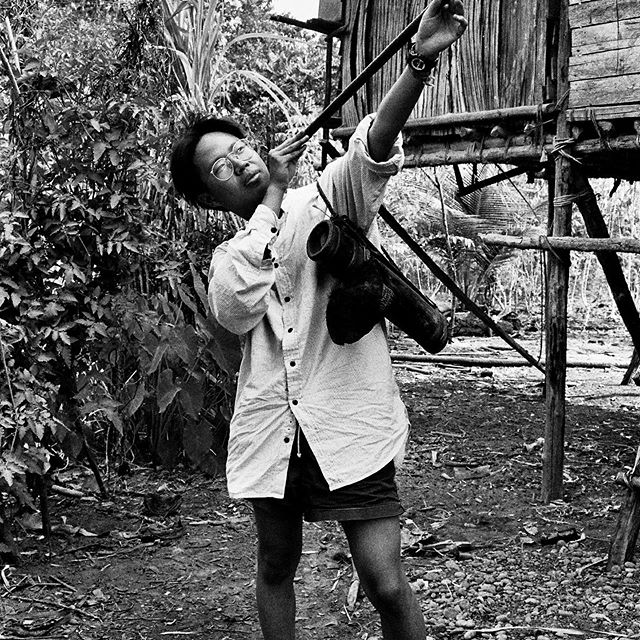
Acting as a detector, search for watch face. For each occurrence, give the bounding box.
[411,57,428,72]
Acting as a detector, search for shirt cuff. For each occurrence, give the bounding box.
[246,204,279,234]
[245,205,279,270]
[351,114,404,175]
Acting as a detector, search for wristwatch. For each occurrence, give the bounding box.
[407,42,438,85]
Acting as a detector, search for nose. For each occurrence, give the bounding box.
[230,155,249,174]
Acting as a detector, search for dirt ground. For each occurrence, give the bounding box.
[3,333,640,640]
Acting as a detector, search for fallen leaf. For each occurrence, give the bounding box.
[454,465,491,480]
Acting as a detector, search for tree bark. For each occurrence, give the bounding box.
[608,464,640,569]
[543,0,572,504]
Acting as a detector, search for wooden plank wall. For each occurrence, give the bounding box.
[338,0,548,128]
[568,0,640,118]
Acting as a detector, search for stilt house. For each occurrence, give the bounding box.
[280,0,640,561]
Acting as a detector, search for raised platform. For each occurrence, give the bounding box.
[331,105,640,181]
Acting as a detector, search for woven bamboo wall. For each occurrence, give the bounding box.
[338,0,549,128]
[567,0,640,120]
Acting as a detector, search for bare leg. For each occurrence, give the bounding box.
[342,516,426,640]
[252,501,303,640]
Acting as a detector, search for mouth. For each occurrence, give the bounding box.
[244,171,261,187]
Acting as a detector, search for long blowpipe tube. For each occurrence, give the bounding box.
[300,9,426,139]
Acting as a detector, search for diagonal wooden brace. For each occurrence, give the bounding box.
[379,205,545,373]
[608,447,640,569]
[571,170,640,386]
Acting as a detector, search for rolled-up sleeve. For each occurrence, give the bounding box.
[318,114,404,233]
[208,205,279,335]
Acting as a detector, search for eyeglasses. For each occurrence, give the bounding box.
[210,139,253,181]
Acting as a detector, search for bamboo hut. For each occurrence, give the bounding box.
[329,0,640,180]
[280,0,640,563]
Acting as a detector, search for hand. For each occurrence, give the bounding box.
[415,0,467,60]
[267,135,309,189]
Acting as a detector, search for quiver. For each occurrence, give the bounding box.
[307,216,448,354]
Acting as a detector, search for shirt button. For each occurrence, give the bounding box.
[284,437,290,443]
[292,399,298,405]
[287,327,293,333]
[284,296,291,302]
[271,227,277,233]
[290,361,296,367]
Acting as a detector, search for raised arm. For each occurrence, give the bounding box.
[367,0,467,162]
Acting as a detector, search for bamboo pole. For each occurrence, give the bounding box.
[4,18,21,74]
[391,353,624,369]
[333,104,558,138]
[479,233,640,253]
[331,130,640,176]
[0,45,20,100]
[543,0,572,504]
[403,134,640,168]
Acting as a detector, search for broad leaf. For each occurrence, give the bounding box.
[179,378,204,419]
[182,419,213,466]
[157,369,180,413]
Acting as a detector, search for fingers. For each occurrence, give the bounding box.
[427,0,464,19]
[267,134,309,186]
[289,130,308,144]
[425,0,453,15]
[447,0,465,13]
[269,135,309,170]
[291,144,307,160]
[454,16,468,33]
[446,1,467,23]
[419,0,467,45]
[448,11,468,34]
[273,134,309,154]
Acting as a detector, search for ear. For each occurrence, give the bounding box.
[196,192,227,210]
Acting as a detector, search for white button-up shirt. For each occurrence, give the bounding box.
[208,115,409,499]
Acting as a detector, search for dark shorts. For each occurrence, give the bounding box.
[250,429,404,522]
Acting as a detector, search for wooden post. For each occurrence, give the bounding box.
[608,490,640,567]
[478,234,640,253]
[321,33,336,168]
[543,0,571,503]
[608,449,640,568]
[571,170,640,368]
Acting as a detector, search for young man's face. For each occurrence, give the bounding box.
[193,131,270,218]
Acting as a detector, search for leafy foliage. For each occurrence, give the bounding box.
[160,0,327,141]
[0,0,328,557]
[0,321,66,506]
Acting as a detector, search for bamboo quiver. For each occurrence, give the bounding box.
[307,215,449,354]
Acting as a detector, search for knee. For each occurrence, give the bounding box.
[361,572,412,613]
[257,547,299,586]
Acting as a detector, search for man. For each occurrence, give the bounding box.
[170,2,466,638]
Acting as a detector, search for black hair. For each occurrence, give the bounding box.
[170,116,246,206]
